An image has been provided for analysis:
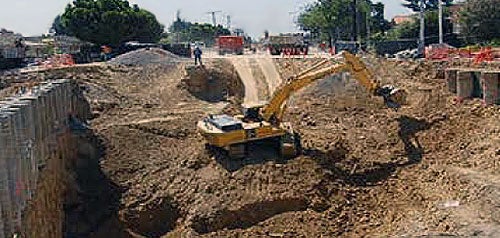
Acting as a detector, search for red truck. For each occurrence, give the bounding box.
[217,36,244,55]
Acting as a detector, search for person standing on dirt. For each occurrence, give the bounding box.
[194,46,203,66]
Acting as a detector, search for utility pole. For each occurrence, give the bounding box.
[418,0,425,57]
[352,0,358,42]
[211,12,216,26]
[438,0,443,44]
[366,9,371,46]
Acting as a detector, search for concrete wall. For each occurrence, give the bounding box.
[445,68,500,105]
[0,79,90,237]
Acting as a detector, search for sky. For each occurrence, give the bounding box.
[0,0,412,38]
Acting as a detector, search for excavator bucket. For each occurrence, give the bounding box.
[376,85,408,109]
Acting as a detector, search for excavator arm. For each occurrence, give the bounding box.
[261,51,407,123]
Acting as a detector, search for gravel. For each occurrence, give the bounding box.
[108,48,183,66]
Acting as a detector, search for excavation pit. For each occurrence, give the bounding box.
[181,60,245,103]
[190,198,308,234]
[120,197,180,238]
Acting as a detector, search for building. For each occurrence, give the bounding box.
[392,14,416,25]
[448,2,465,34]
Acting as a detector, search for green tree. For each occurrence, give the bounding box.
[402,0,453,12]
[385,10,457,45]
[168,15,231,46]
[298,0,390,44]
[55,0,164,45]
[51,15,70,35]
[459,0,500,43]
[370,2,391,34]
[298,0,355,44]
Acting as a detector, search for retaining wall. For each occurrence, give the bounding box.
[445,68,500,105]
[0,79,90,237]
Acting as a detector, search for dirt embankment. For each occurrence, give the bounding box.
[181,60,244,103]
[230,58,282,104]
[77,57,340,237]
[0,65,112,100]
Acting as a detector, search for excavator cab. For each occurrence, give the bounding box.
[241,102,267,122]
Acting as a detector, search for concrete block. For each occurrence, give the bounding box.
[445,68,458,93]
[0,112,14,236]
[481,71,500,105]
[457,70,474,100]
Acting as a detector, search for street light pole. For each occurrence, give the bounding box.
[353,0,357,42]
[418,0,425,56]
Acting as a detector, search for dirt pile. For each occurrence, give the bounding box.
[273,58,326,80]
[108,48,182,66]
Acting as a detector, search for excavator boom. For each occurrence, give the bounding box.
[261,51,407,123]
[261,63,349,122]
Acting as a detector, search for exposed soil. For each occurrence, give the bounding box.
[3,51,499,237]
[229,58,274,103]
[108,48,183,66]
[181,60,244,103]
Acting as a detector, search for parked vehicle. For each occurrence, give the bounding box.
[0,40,26,70]
[216,36,244,55]
[266,34,308,55]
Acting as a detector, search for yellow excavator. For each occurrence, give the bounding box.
[197,51,407,158]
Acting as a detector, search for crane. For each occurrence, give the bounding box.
[226,15,231,29]
[206,10,222,26]
[197,51,407,158]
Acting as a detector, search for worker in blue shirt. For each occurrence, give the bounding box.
[194,46,203,66]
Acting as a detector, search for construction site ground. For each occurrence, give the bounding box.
[1,50,499,237]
